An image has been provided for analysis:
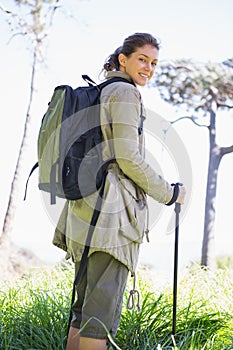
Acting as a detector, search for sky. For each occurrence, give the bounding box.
[0,0,233,285]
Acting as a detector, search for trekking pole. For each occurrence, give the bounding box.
[172,201,181,336]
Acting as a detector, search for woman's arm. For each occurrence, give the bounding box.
[110,86,174,204]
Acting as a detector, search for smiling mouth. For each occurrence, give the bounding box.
[139,73,149,79]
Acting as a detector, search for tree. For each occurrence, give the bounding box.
[150,59,233,267]
[0,0,60,279]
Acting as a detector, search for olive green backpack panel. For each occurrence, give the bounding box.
[38,88,66,188]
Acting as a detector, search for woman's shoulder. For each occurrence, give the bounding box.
[104,70,133,83]
[101,71,141,102]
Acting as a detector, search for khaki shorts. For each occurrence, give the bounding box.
[70,251,129,339]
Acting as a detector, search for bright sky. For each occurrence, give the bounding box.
[0,0,233,283]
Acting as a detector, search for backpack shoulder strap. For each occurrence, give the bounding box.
[92,76,144,134]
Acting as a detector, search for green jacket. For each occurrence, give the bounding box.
[52,71,173,273]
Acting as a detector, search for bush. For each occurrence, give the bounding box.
[0,262,233,349]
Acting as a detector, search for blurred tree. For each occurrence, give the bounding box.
[150,59,233,267]
[0,0,60,278]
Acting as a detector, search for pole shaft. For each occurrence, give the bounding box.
[172,203,181,336]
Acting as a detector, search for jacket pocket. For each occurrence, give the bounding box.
[118,176,147,243]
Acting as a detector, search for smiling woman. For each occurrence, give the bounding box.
[53,32,186,350]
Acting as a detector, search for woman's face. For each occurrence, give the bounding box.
[119,44,159,86]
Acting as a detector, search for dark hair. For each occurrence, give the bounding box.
[103,33,160,72]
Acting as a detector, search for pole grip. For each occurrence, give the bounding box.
[166,182,183,206]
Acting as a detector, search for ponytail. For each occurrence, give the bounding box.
[103,46,122,71]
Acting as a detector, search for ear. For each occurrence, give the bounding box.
[118,53,127,67]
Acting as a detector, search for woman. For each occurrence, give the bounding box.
[53,32,186,350]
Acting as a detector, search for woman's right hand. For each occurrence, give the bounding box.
[176,185,186,204]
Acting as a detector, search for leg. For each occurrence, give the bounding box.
[80,252,129,340]
[66,327,80,350]
[66,262,87,350]
[66,326,107,350]
[68,252,128,349]
[79,337,107,350]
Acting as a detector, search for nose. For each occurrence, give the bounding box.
[145,62,153,71]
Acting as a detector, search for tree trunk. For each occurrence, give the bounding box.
[0,1,60,281]
[201,99,222,267]
[0,48,38,245]
[201,146,221,267]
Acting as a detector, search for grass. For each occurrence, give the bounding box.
[0,261,73,350]
[0,260,233,350]
[116,265,233,349]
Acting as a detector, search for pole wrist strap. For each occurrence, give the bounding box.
[165,183,181,206]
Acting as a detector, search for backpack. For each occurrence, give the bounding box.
[25,75,137,204]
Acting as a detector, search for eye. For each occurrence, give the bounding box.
[152,61,157,67]
[139,57,146,63]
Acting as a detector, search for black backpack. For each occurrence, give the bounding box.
[25,75,137,204]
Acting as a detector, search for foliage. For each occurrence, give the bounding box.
[1,262,233,349]
[151,59,233,116]
[0,0,60,56]
[216,255,233,270]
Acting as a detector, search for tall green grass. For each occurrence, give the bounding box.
[116,265,233,349]
[0,261,233,349]
[0,262,73,350]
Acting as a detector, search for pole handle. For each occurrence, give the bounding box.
[166,182,183,206]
